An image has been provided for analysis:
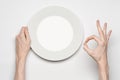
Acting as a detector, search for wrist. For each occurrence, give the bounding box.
[97,56,108,71]
[97,53,109,80]
[98,62,108,72]
[16,56,26,64]
[98,63,109,80]
[16,51,28,60]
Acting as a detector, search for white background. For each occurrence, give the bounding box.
[0,0,120,80]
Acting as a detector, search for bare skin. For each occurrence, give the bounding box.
[14,27,31,80]
[84,20,112,80]
[14,20,112,80]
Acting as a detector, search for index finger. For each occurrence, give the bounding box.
[24,27,31,41]
[84,35,100,44]
[20,27,25,36]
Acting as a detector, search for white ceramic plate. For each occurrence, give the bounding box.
[28,6,84,61]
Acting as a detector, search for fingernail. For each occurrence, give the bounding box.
[105,23,107,25]
[97,20,99,22]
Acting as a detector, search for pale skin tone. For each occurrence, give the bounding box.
[14,20,112,80]
[84,20,112,80]
[15,27,31,80]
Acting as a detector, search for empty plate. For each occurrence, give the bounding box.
[28,6,84,61]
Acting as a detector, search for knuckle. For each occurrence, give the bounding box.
[27,39,31,43]
[100,41,106,46]
[19,34,23,38]
[29,39,31,42]
[92,35,96,37]
[16,35,20,40]
[83,45,86,50]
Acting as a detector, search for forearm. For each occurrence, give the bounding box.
[83,20,111,80]
[14,57,26,80]
[97,55,109,80]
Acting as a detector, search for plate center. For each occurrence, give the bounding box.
[37,16,73,52]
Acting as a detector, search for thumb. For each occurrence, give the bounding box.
[83,43,92,55]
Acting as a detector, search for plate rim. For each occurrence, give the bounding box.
[28,6,84,61]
